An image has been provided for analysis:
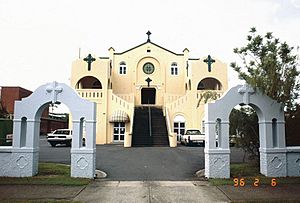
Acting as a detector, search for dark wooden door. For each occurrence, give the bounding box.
[141,88,156,104]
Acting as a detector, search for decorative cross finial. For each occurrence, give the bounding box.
[83,54,96,71]
[46,81,63,104]
[203,55,216,72]
[146,31,152,42]
[238,84,255,105]
[145,77,152,87]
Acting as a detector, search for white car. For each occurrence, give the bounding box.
[6,133,13,143]
[47,129,72,147]
[181,129,205,146]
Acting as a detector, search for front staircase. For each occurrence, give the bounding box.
[132,106,169,147]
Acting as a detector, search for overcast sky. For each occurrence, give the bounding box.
[1,0,300,92]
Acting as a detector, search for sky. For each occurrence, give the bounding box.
[1,0,300,92]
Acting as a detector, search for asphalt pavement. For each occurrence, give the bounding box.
[39,136,248,181]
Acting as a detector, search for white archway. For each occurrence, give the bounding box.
[204,84,287,178]
[7,81,96,178]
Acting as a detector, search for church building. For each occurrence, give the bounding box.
[70,32,228,147]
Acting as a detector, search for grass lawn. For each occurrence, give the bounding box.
[0,162,91,186]
[209,163,300,186]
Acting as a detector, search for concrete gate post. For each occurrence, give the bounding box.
[204,105,230,178]
[71,114,97,178]
[259,120,287,177]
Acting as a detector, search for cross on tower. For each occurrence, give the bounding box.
[146,31,152,42]
[203,55,216,72]
[84,54,96,71]
[238,84,255,105]
[145,77,152,87]
[46,81,63,104]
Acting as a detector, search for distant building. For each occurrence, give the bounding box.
[0,87,32,119]
[0,86,68,134]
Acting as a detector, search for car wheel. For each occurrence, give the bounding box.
[50,142,56,147]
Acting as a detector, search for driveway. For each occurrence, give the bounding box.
[39,136,247,181]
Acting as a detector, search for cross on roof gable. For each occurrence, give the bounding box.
[113,32,184,56]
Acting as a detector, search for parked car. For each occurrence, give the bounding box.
[229,134,241,147]
[47,129,72,147]
[181,129,205,146]
[6,133,13,143]
[47,129,86,147]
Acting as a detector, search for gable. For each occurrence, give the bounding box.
[114,41,183,56]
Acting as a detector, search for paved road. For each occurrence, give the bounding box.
[39,136,248,181]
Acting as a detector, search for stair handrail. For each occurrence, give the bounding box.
[148,102,152,137]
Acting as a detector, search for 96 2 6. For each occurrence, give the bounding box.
[233,178,277,187]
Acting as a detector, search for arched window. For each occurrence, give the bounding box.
[197,77,222,90]
[76,76,102,89]
[215,118,221,148]
[171,62,178,75]
[198,82,205,90]
[119,62,126,74]
[20,117,27,147]
[173,115,185,141]
[93,81,101,89]
[272,118,278,147]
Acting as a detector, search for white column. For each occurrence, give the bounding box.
[85,120,96,149]
[72,120,81,149]
[205,122,216,149]
[71,119,96,178]
[259,121,287,177]
[277,121,286,148]
[220,121,229,149]
[204,122,230,178]
[12,118,22,148]
[25,120,40,149]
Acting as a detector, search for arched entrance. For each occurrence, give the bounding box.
[204,84,287,178]
[141,88,156,104]
[9,81,96,178]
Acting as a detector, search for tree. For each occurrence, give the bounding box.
[285,104,300,146]
[0,102,8,118]
[231,27,300,111]
[229,107,259,164]
[196,91,221,107]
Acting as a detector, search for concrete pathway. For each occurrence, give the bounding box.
[1,181,300,202]
[74,181,229,203]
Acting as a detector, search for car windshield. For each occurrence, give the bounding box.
[54,130,70,135]
[186,130,201,135]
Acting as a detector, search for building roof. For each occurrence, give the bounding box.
[0,86,32,93]
[114,41,184,56]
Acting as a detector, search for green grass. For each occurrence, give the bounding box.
[209,163,300,186]
[0,163,91,186]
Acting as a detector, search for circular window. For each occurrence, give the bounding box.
[143,62,155,74]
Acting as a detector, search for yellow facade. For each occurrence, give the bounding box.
[70,33,228,147]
